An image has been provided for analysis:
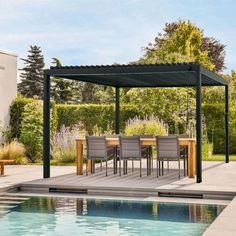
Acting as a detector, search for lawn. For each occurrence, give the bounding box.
[203,154,236,161]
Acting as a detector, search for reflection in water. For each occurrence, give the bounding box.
[2,196,225,236]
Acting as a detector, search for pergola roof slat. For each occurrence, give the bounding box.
[45,63,228,87]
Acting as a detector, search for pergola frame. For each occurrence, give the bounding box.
[43,63,229,183]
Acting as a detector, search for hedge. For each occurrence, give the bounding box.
[202,103,236,154]
[8,96,57,143]
[8,97,236,155]
[56,104,145,134]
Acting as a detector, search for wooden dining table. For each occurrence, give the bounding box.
[76,137,196,178]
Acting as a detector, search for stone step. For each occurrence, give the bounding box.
[0,200,23,205]
[0,204,17,209]
[0,210,10,216]
[0,196,29,201]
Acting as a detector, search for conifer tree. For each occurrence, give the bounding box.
[51,58,76,103]
[18,45,45,98]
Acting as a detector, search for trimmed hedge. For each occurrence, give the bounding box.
[202,103,236,154]
[56,104,145,134]
[8,96,57,147]
[8,97,236,155]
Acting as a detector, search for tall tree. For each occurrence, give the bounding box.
[141,21,226,72]
[51,58,77,104]
[18,46,45,98]
[139,20,215,70]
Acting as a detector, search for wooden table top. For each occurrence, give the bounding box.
[76,137,196,146]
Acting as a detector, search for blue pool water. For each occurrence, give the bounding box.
[0,196,225,236]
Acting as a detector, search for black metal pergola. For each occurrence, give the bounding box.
[43,62,229,183]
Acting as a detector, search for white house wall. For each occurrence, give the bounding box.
[0,50,17,142]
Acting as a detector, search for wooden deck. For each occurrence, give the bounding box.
[19,161,236,199]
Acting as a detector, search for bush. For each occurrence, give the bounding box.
[124,116,168,136]
[8,96,57,141]
[7,96,35,141]
[19,101,43,162]
[0,140,27,164]
[202,142,213,159]
[52,125,86,164]
[56,104,142,134]
[203,103,236,154]
[8,96,58,162]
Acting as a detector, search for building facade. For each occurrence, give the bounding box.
[0,50,17,142]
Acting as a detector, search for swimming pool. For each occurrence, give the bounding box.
[0,196,225,236]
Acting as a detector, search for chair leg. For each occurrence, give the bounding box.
[86,159,88,176]
[126,160,128,174]
[140,159,142,177]
[183,158,186,176]
[123,160,125,175]
[159,161,161,176]
[178,160,180,178]
[119,160,121,176]
[106,160,108,176]
[100,160,102,171]
[147,158,148,176]
[132,160,134,172]
[162,161,164,175]
[157,157,159,178]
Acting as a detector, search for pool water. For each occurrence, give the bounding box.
[0,196,225,236]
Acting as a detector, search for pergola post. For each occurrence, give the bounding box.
[225,85,229,163]
[196,67,202,183]
[115,87,120,134]
[43,73,51,178]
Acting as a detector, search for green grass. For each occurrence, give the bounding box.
[203,154,236,161]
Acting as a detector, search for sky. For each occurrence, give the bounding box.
[0,0,236,77]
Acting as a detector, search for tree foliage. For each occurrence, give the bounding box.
[139,20,215,70]
[18,45,45,98]
[50,58,77,104]
[140,20,225,72]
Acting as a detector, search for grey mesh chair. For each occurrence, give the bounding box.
[169,134,189,176]
[178,134,189,176]
[86,136,114,176]
[140,135,153,175]
[119,136,142,177]
[156,136,181,178]
[105,135,119,174]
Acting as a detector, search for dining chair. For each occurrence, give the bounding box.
[119,136,143,177]
[178,134,189,176]
[140,135,153,175]
[156,136,181,178]
[86,136,115,176]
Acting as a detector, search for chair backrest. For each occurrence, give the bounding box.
[105,134,119,138]
[86,136,107,159]
[169,134,189,138]
[156,136,180,159]
[139,135,154,138]
[119,136,141,160]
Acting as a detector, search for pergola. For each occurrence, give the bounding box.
[43,62,229,183]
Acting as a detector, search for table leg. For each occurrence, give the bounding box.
[188,141,196,178]
[76,141,84,175]
[0,163,4,175]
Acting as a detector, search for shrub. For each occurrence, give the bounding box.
[202,142,213,160]
[52,125,86,164]
[56,104,142,134]
[0,140,27,164]
[19,101,43,162]
[124,116,168,136]
[7,96,35,141]
[203,103,236,154]
[8,96,58,162]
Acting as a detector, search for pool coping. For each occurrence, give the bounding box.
[203,196,236,236]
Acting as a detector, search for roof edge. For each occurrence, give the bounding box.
[0,49,18,57]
